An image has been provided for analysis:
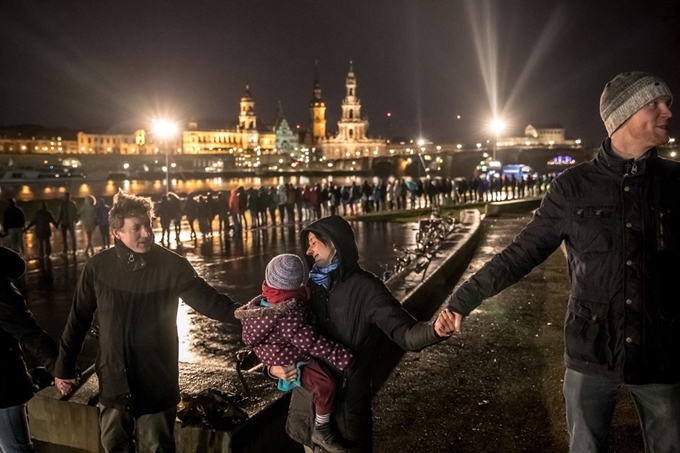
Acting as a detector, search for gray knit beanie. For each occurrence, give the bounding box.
[600,72,673,136]
[265,254,304,290]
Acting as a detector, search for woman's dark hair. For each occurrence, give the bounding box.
[309,230,332,247]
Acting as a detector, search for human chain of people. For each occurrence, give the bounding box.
[1,173,558,260]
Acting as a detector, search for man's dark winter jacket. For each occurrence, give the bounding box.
[448,139,680,385]
[55,241,239,416]
[286,215,441,452]
[0,247,58,408]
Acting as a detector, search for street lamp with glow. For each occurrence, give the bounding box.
[153,119,178,195]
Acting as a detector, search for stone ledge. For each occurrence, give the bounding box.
[485,197,542,216]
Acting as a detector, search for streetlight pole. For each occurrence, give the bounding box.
[490,119,505,163]
[165,142,169,195]
[153,119,178,196]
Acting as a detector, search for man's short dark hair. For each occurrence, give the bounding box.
[109,190,154,230]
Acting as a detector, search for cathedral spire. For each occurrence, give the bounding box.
[312,60,322,102]
[309,61,326,145]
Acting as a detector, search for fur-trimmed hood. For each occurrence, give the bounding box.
[234,295,303,320]
[235,295,307,347]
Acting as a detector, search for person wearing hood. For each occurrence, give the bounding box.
[0,246,58,453]
[54,190,240,453]
[236,254,354,453]
[441,72,678,452]
[269,215,454,452]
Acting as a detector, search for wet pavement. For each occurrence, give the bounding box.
[11,215,423,371]
[372,214,644,453]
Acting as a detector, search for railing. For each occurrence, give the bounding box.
[383,208,463,282]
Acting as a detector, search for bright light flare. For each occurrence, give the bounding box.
[465,0,566,123]
[490,119,505,134]
[153,119,178,137]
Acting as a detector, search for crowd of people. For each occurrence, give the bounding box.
[0,193,111,259]
[1,172,554,258]
[153,172,555,242]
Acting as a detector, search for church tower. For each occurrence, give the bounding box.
[337,61,367,141]
[238,85,257,130]
[309,62,327,145]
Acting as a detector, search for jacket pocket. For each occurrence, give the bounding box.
[651,205,680,251]
[285,387,314,447]
[571,206,616,253]
[564,297,613,367]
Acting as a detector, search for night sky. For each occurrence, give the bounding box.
[2,0,679,146]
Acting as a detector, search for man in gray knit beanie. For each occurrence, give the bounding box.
[440,70,677,453]
[600,71,673,138]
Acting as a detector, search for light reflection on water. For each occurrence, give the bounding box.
[177,301,197,363]
[1,175,377,202]
[18,202,423,367]
[170,221,419,365]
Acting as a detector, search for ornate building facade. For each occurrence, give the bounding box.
[320,62,386,159]
[309,69,327,146]
[499,124,579,147]
[182,86,277,155]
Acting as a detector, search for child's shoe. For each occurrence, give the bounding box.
[312,422,347,453]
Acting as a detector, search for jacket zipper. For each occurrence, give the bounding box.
[624,160,638,177]
[658,211,665,250]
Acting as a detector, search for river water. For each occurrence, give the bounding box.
[0,174,380,203]
[17,215,421,370]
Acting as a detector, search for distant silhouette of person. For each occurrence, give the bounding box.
[56,192,78,254]
[1,198,26,254]
[166,192,182,243]
[95,197,111,249]
[156,195,173,245]
[78,195,97,256]
[184,196,199,240]
[25,201,57,259]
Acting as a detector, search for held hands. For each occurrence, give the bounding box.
[55,377,79,396]
[434,309,464,337]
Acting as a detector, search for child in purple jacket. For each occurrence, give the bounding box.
[235,253,353,453]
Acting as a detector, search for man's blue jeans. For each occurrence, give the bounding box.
[0,404,34,453]
[563,368,680,453]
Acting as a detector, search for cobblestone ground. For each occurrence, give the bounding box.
[372,215,644,453]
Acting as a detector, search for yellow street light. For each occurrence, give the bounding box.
[489,118,506,161]
[153,119,178,195]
